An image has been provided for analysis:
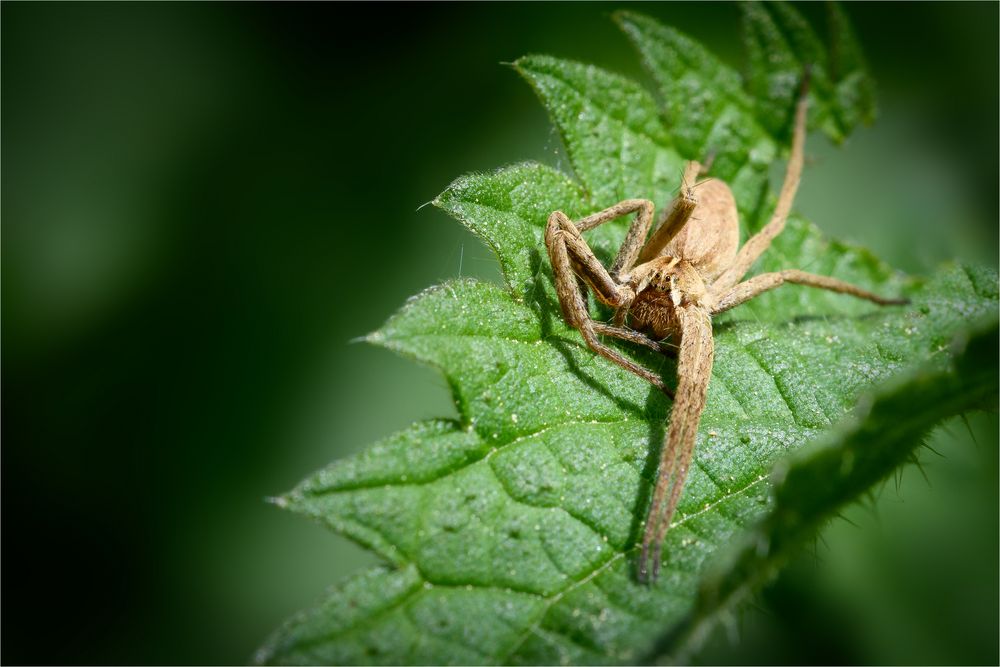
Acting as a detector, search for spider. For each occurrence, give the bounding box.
[544,74,907,582]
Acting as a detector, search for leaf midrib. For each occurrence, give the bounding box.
[300,417,635,496]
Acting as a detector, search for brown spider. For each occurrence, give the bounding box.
[544,75,907,582]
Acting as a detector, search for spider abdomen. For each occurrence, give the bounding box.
[663,178,739,280]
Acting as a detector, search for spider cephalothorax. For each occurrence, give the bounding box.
[544,74,907,582]
[624,255,710,338]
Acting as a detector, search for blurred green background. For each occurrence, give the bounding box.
[3,3,996,664]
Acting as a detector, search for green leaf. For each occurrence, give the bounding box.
[259,9,997,665]
[513,55,684,211]
[825,1,878,131]
[740,1,877,143]
[432,162,587,297]
[614,11,775,223]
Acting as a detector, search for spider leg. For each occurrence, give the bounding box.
[568,199,655,279]
[545,210,668,392]
[591,321,676,357]
[711,269,909,315]
[579,326,667,392]
[711,71,810,294]
[636,161,700,265]
[547,210,627,311]
[639,306,714,582]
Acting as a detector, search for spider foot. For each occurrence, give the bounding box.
[638,540,662,584]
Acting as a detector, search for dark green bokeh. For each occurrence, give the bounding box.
[2,3,996,664]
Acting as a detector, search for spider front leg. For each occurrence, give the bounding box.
[545,205,668,392]
[636,161,700,265]
[712,72,810,294]
[711,269,909,315]
[639,305,714,582]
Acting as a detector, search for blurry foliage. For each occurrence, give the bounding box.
[2,2,997,665]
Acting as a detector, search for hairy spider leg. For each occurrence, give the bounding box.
[712,269,910,314]
[636,161,701,265]
[591,322,673,356]
[545,208,667,390]
[572,199,655,280]
[711,74,810,294]
[639,306,714,582]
